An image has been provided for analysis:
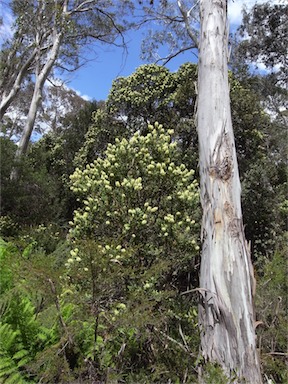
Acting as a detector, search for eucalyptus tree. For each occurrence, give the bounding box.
[0,0,134,179]
[140,1,262,381]
[78,61,273,260]
[237,2,287,83]
[141,0,199,65]
[197,1,261,381]
[233,1,287,259]
[235,2,288,124]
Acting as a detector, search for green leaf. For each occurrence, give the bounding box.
[12,349,29,360]
[4,371,26,384]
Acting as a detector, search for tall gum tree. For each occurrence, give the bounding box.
[2,0,133,180]
[197,0,262,382]
[140,1,262,379]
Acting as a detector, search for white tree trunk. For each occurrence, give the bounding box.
[0,48,37,121]
[10,33,62,180]
[18,35,63,154]
[15,78,43,157]
[197,0,262,382]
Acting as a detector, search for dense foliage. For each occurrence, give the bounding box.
[0,2,287,378]
[0,123,203,383]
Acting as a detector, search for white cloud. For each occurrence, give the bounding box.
[46,79,92,101]
[78,93,92,102]
[228,0,285,26]
[251,58,282,74]
[73,89,92,101]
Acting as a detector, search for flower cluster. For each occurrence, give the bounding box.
[68,122,200,271]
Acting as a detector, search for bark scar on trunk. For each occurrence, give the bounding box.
[224,201,242,238]
[229,218,242,238]
[209,124,233,181]
[209,155,232,181]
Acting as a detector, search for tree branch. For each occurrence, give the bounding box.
[177,0,199,48]
[67,0,95,15]
[155,45,197,65]
[153,326,196,356]
[0,48,38,120]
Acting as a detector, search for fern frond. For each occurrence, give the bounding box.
[0,357,13,372]
[0,365,16,376]
[0,353,29,384]
[4,371,26,384]
[13,349,30,369]
[0,287,29,318]
[16,358,30,369]
[22,301,34,318]
[12,349,28,361]
[0,322,30,384]
[0,323,19,352]
[37,325,56,344]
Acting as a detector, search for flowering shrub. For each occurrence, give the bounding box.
[69,122,199,261]
[65,122,201,380]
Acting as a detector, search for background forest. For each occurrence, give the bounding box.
[0,1,287,383]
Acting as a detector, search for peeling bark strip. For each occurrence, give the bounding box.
[197,0,262,382]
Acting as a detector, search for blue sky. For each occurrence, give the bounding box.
[0,0,283,102]
[64,0,279,102]
[67,26,196,102]
[67,28,153,102]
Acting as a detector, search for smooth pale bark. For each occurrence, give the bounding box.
[0,46,39,121]
[10,33,62,181]
[7,0,129,180]
[197,0,262,382]
[17,34,62,155]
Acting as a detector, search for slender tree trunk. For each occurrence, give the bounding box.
[10,33,62,181]
[197,0,262,382]
[0,49,37,121]
[9,78,44,181]
[15,78,43,156]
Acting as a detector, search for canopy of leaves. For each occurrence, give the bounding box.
[140,0,199,64]
[237,3,288,81]
[1,0,134,83]
[108,62,197,125]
